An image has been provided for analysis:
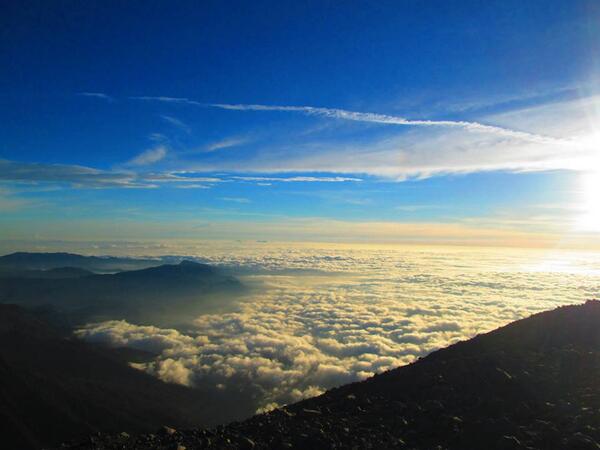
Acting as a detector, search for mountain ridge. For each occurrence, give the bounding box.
[0,252,161,273]
[0,259,244,326]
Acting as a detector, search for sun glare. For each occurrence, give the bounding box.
[576,171,600,232]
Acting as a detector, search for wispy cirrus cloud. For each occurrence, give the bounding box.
[125,145,168,166]
[160,115,191,134]
[232,176,362,183]
[78,92,114,101]
[205,137,248,152]
[130,96,203,106]
[0,159,142,188]
[128,93,597,180]
[208,103,566,144]
[131,95,563,144]
[0,158,366,189]
[0,159,222,189]
[221,197,251,203]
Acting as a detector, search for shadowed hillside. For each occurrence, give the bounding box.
[0,252,160,273]
[0,304,245,450]
[67,300,600,449]
[0,259,244,326]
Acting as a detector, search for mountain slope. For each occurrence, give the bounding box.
[0,305,241,450]
[0,266,94,279]
[70,300,600,449]
[0,260,244,325]
[0,252,160,273]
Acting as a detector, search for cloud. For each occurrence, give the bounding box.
[126,146,168,166]
[209,103,565,145]
[0,159,143,188]
[142,172,222,183]
[0,188,35,211]
[205,137,248,152]
[130,96,203,106]
[160,115,191,133]
[0,159,223,189]
[75,244,593,415]
[232,176,362,183]
[221,197,251,204]
[130,93,598,180]
[174,184,210,189]
[78,92,114,101]
[395,204,442,212]
[132,95,563,144]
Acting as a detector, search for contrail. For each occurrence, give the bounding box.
[210,103,566,144]
[130,96,567,144]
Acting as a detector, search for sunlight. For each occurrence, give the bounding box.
[575,171,600,232]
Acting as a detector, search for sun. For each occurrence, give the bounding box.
[575,171,600,232]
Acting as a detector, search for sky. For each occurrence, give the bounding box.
[2,0,600,248]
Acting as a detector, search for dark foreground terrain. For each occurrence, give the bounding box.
[0,304,245,450]
[64,300,600,449]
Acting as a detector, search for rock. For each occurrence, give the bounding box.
[565,433,600,450]
[496,367,513,380]
[239,436,256,448]
[159,426,177,436]
[495,435,523,450]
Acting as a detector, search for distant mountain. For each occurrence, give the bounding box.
[70,300,600,449]
[0,252,160,273]
[0,266,94,279]
[0,305,242,450]
[0,260,244,326]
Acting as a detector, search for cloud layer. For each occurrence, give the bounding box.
[0,159,363,189]
[75,245,600,415]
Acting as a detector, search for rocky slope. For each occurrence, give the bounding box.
[64,300,600,449]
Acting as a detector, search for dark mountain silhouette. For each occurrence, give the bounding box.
[0,260,244,326]
[0,252,160,273]
[67,300,600,449]
[0,266,94,279]
[0,304,244,450]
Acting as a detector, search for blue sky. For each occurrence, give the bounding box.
[2,0,600,246]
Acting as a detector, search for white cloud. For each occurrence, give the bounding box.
[209,103,565,144]
[232,176,362,183]
[0,188,35,211]
[122,93,600,180]
[78,92,114,101]
[174,184,210,189]
[205,137,248,152]
[75,244,599,414]
[0,159,225,189]
[126,146,168,166]
[130,96,203,106]
[221,197,251,203]
[160,115,190,133]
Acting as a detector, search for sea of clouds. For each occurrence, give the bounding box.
[75,244,600,417]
